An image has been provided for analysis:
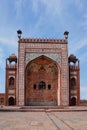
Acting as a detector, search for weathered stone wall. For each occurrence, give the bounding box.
[69,66,80,105]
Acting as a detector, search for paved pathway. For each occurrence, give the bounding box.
[0,110,87,130]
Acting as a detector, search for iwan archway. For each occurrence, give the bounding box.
[25,55,61,106]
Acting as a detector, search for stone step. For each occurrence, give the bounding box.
[20,106,63,109]
[0,106,87,112]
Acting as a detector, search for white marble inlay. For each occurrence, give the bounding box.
[26,53,61,66]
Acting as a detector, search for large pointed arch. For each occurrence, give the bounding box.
[25,55,61,106]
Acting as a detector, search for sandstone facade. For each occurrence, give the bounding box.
[0,35,80,106]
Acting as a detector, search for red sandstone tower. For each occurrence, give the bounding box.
[69,54,80,105]
[5,54,17,105]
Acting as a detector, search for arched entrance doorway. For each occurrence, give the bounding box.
[70,97,76,106]
[8,97,15,106]
[25,55,58,106]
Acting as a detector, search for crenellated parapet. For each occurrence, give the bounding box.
[18,38,67,44]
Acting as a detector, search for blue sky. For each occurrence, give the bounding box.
[0,0,87,99]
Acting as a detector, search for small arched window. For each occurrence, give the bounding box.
[8,97,15,106]
[48,84,51,90]
[70,97,76,106]
[9,77,14,86]
[39,81,46,90]
[71,78,76,87]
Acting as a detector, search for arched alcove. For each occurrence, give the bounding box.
[71,77,76,87]
[8,97,15,106]
[70,97,76,106]
[25,55,59,106]
[9,77,14,86]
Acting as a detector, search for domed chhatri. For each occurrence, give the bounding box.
[8,54,17,63]
[69,54,78,63]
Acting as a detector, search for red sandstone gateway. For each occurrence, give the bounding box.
[0,31,80,106]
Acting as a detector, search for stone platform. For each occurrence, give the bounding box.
[0,106,87,130]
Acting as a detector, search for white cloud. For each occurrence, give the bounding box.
[0,37,17,47]
[14,0,25,17]
[76,39,87,50]
[29,0,68,38]
[69,38,87,54]
[0,27,18,47]
[41,0,63,15]
[31,0,63,16]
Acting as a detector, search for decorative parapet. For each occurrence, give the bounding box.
[19,38,67,44]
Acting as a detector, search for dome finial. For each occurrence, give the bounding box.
[17,29,22,39]
[64,31,69,39]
